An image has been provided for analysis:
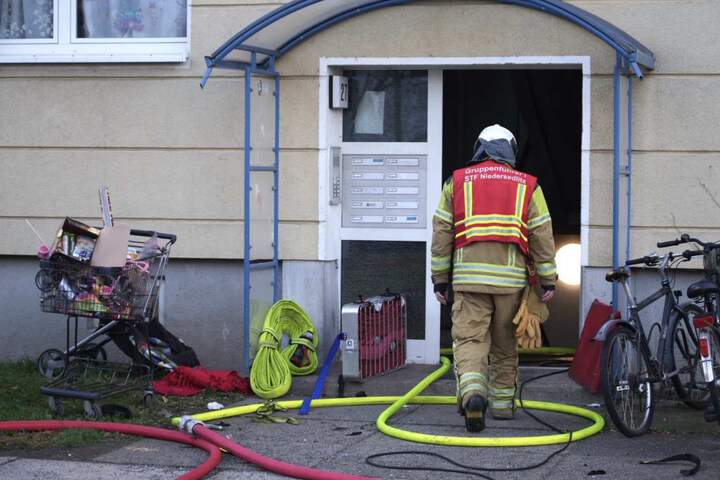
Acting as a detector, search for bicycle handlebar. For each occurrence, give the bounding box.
[657,233,720,250]
[628,234,720,267]
[626,256,652,266]
[690,238,720,249]
[625,250,691,267]
[682,249,705,260]
[657,233,691,248]
[657,239,683,248]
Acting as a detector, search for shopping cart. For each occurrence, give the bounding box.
[34,229,175,418]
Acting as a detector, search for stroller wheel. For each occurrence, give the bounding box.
[38,349,67,379]
[84,401,103,419]
[48,397,65,417]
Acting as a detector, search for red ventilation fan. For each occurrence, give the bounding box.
[341,293,407,381]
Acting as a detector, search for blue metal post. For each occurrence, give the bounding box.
[244,66,252,370]
[612,52,621,309]
[626,59,633,270]
[273,69,280,303]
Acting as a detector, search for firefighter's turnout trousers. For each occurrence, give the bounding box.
[452,289,524,412]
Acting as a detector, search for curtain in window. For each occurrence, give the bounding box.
[81,0,186,38]
[1,0,53,39]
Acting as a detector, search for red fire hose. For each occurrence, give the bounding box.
[182,419,383,480]
[1,419,383,480]
[0,420,221,480]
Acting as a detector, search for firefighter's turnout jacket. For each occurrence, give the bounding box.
[431,159,557,412]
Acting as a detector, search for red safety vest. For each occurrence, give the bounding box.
[452,160,537,255]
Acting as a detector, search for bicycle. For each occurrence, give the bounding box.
[665,235,720,427]
[598,246,707,437]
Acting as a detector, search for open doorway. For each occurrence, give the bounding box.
[440,68,583,351]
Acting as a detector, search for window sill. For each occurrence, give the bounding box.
[0,52,189,63]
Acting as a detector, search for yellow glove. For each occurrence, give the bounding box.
[512,299,529,335]
[512,287,549,350]
[520,315,543,349]
[527,288,550,323]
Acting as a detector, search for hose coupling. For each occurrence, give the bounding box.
[291,331,315,367]
[178,415,205,434]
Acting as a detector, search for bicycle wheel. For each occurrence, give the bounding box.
[600,326,654,437]
[667,304,706,408]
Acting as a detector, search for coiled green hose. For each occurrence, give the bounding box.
[250,300,318,399]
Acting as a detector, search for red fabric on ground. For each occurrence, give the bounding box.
[154,366,252,396]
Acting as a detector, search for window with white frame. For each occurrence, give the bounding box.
[0,0,188,62]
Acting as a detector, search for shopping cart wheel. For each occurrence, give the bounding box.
[48,397,65,417]
[37,349,67,379]
[142,392,153,409]
[84,401,102,419]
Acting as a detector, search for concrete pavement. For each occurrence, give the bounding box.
[2,363,719,479]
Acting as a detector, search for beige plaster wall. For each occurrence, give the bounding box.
[2,0,718,265]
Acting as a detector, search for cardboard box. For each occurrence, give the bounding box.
[52,217,101,263]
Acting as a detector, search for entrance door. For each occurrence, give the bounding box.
[338,69,443,364]
[330,62,584,364]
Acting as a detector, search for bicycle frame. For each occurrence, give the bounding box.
[596,255,696,384]
[626,282,691,382]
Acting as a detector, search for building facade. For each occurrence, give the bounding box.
[2,0,719,371]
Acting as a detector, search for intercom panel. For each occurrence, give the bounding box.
[341,155,427,229]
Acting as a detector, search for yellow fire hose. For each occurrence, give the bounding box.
[174,356,603,447]
[251,300,319,399]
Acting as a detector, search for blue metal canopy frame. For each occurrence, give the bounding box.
[205,1,655,364]
[201,0,654,87]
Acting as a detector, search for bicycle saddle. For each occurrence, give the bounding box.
[605,268,630,283]
[687,280,720,299]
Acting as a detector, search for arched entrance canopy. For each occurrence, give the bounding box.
[201,0,655,86]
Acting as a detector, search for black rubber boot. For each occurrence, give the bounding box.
[464,395,487,433]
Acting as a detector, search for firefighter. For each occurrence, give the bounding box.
[431,124,557,432]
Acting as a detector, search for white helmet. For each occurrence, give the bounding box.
[478,124,518,154]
